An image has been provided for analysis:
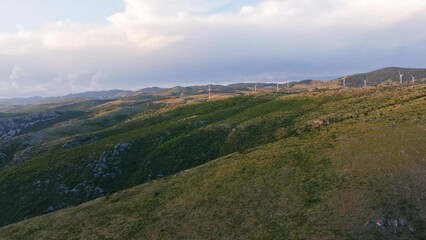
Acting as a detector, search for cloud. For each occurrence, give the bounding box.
[0,65,25,93]
[0,66,104,97]
[0,31,42,55]
[0,65,34,97]
[1,0,426,97]
[89,71,103,89]
[9,65,26,81]
[6,0,426,54]
[47,71,105,93]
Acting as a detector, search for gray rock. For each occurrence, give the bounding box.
[374,217,416,235]
[93,142,132,178]
[0,111,60,140]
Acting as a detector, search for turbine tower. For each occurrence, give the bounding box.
[254,84,257,94]
[276,83,279,93]
[208,84,211,100]
[342,76,347,87]
[410,74,416,84]
[287,80,290,89]
[398,72,404,84]
[364,79,367,88]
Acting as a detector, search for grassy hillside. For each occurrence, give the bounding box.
[0,85,424,239]
[0,92,302,226]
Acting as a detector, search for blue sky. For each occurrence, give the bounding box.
[0,0,260,31]
[0,0,426,97]
[0,0,123,31]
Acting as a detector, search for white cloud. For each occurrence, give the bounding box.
[47,71,104,93]
[0,65,36,97]
[1,0,426,97]
[9,65,26,81]
[1,0,426,54]
[89,71,103,89]
[0,65,25,95]
[42,26,118,51]
[0,67,105,97]
[0,31,42,55]
[5,0,426,54]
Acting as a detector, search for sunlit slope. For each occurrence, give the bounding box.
[0,85,425,239]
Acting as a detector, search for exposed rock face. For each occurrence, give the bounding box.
[10,146,39,166]
[62,136,97,149]
[308,119,327,128]
[29,142,133,214]
[368,217,417,237]
[92,142,132,178]
[0,112,60,140]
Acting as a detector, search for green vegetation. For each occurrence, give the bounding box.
[0,85,425,239]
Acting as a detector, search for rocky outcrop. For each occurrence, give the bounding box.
[62,136,97,149]
[10,146,39,166]
[365,216,417,238]
[0,112,60,140]
[92,142,132,178]
[30,142,133,214]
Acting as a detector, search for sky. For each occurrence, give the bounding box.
[1,0,426,97]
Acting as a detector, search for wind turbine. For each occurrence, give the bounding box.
[254,84,257,94]
[208,84,211,100]
[287,80,290,89]
[398,72,404,84]
[276,83,279,93]
[342,76,347,87]
[410,74,416,84]
[364,79,367,88]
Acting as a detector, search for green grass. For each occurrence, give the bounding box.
[0,85,425,239]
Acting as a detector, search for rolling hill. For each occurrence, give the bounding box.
[336,67,426,87]
[0,83,424,239]
[1,67,425,111]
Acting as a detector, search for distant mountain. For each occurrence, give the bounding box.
[338,67,426,87]
[226,83,277,90]
[63,89,134,100]
[1,67,425,109]
[281,67,426,89]
[134,87,165,94]
[0,96,57,106]
[163,86,196,96]
[0,90,134,109]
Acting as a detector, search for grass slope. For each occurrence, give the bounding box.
[0,85,425,239]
